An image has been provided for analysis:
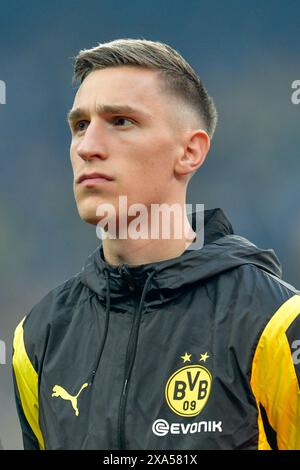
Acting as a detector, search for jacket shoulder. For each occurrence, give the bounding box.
[203,263,299,375]
[13,272,91,373]
[231,263,299,330]
[243,262,298,298]
[205,262,298,313]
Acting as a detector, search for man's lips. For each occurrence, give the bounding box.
[76,172,114,184]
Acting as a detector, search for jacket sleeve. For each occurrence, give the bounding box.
[250,294,300,450]
[12,316,45,450]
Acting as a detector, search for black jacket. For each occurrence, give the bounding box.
[12,208,300,449]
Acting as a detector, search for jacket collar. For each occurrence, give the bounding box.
[80,207,281,310]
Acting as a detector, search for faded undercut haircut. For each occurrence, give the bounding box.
[73,38,218,138]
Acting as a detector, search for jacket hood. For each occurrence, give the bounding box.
[80,208,282,310]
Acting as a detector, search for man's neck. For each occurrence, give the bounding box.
[101,213,196,267]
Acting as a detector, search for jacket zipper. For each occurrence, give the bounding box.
[117,277,142,450]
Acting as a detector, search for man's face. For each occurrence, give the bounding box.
[68,66,189,225]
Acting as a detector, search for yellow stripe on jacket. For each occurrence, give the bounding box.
[12,317,45,450]
[250,294,300,450]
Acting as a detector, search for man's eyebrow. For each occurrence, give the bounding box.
[67,104,151,124]
[67,108,85,124]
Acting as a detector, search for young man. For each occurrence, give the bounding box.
[12,39,300,450]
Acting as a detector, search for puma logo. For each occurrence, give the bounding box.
[51,383,89,416]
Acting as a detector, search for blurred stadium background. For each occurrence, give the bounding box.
[0,0,300,449]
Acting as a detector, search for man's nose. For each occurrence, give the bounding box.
[76,122,109,161]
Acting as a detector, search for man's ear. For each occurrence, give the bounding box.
[174,129,210,177]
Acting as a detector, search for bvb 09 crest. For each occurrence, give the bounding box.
[165,365,212,417]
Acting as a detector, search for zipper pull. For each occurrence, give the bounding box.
[118,265,135,292]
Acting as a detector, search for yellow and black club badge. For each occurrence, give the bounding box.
[165,353,212,417]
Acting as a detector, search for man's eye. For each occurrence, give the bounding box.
[112,117,133,126]
[75,120,89,132]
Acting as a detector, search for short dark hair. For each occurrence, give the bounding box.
[73,38,218,138]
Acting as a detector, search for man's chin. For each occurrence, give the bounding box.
[77,204,101,226]
[76,197,105,225]
[77,206,117,227]
[79,214,99,226]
